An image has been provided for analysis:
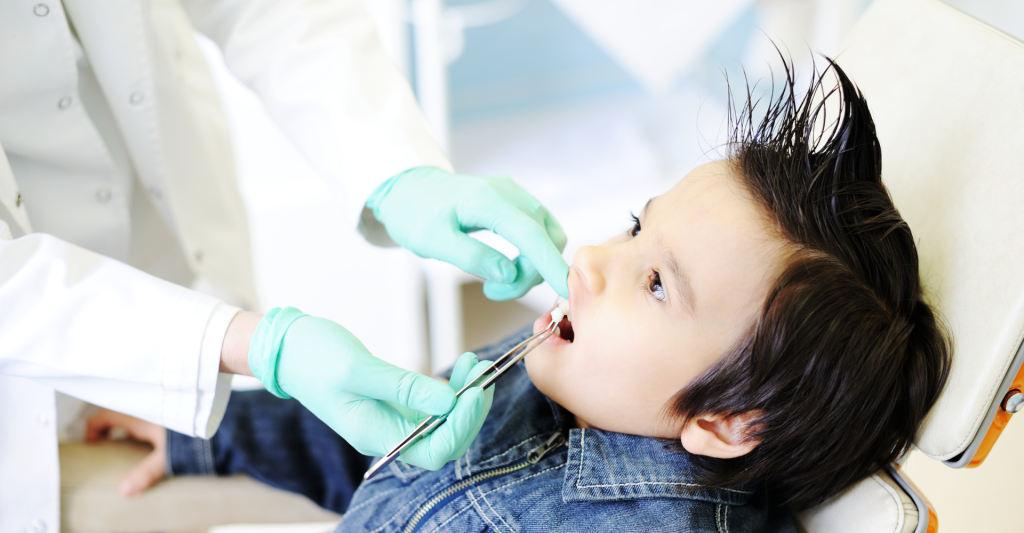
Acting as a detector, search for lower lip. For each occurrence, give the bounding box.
[534,311,571,346]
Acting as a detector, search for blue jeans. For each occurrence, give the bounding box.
[167,389,372,514]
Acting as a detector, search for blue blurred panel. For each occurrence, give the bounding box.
[448,0,641,122]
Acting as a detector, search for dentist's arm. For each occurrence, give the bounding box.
[223,308,492,470]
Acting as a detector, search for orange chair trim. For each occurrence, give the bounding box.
[967,358,1024,468]
[892,463,939,533]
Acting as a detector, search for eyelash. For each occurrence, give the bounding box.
[629,213,641,237]
[629,213,666,302]
[648,271,667,302]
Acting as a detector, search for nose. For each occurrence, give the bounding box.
[572,245,609,295]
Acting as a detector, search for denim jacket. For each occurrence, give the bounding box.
[336,328,796,533]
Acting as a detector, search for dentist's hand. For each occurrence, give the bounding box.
[248,307,492,470]
[367,166,569,300]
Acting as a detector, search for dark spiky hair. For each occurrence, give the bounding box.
[668,54,951,511]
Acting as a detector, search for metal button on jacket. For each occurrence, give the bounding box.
[129,91,144,105]
[33,4,49,16]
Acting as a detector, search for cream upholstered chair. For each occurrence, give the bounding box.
[794,0,1024,531]
[59,440,339,532]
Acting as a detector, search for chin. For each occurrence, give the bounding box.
[524,353,558,398]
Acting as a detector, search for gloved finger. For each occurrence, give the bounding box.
[118,447,167,497]
[401,358,494,469]
[451,360,496,459]
[483,256,542,301]
[540,214,570,297]
[424,226,518,284]
[448,352,479,391]
[543,210,568,252]
[400,387,486,470]
[335,399,428,456]
[342,357,456,417]
[476,204,569,297]
[454,388,494,460]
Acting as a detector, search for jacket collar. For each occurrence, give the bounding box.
[561,427,754,506]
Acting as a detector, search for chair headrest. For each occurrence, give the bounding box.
[838,0,1024,460]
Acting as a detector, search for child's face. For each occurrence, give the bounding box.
[526,161,789,440]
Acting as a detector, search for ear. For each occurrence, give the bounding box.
[679,412,761,459]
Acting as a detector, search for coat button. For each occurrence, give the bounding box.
[33,4,49,16]
[31,519,47,532]
[57,96,72,109]
[95,188,112,203]
[149,187,163,200]
[129,91,145,105]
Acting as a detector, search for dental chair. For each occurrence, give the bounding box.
[59,0,1023,531]
[795,0,1024,531]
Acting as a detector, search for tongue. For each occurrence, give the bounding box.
[557,316,574,342]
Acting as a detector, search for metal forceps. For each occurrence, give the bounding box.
[363,320,560,480]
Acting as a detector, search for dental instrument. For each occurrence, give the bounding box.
[551,296,570,325]
[364,305,568,480]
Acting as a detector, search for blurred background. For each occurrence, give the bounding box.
[70,0,1024,531]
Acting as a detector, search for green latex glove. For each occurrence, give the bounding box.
[249,307,493,470]
[443,352,496,460]
[388,352,495,464]
[366,166,569,300]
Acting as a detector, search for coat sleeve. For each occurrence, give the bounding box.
[180,0,453,243]
[0,218,238,438]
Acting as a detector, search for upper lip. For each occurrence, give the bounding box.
[565,265,582,327]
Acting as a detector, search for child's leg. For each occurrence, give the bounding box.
[166,389,373,514]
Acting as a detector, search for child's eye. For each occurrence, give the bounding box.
[648,271,666,302]
[629,213,642,237]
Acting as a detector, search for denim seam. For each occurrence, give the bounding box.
[479,463,566,499]
[574,429,752,495]
[365,488,429,533]
[471,487,517,533]
[424,499,476,533]
[475,434,541,470]
[343,486,409,527]
[191,437,207,475]
[467,492,509,533]
[578,480,752,492]
[363,474,462,533]
[203,438,215,475]
[716,504,722,533]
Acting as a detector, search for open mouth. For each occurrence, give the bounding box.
[536,297,575,346]
[555,314,574,343]
[540,297,574,345]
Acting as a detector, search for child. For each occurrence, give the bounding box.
[98,56,950,531]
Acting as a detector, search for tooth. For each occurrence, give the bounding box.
[556,296,570,322]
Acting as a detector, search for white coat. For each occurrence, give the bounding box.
[0,0,451,531]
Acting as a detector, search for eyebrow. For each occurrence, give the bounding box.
[640,197,654,218]
[645,196,696,312]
